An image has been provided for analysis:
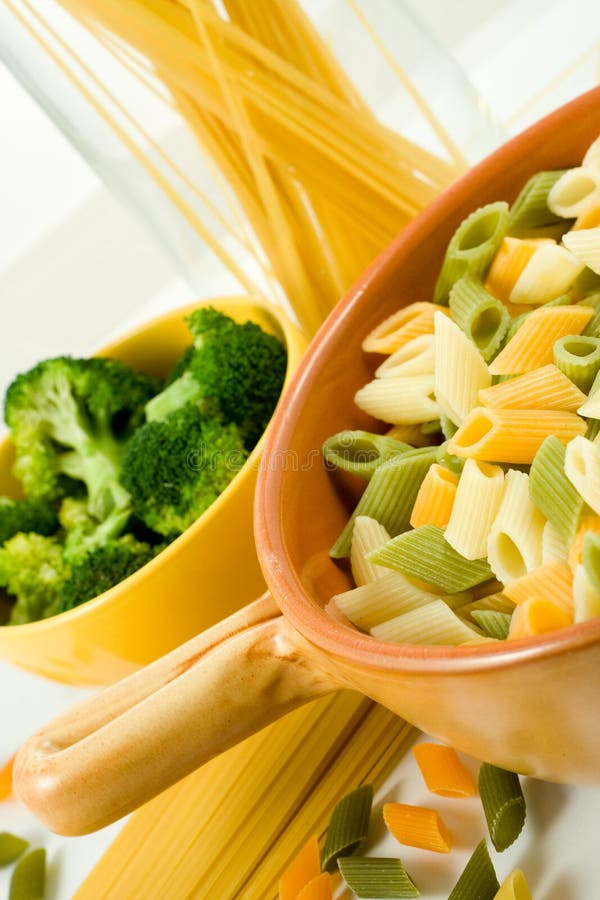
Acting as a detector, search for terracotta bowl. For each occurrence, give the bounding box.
[14,87,600,836]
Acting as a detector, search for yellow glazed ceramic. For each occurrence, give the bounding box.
[0,296,305,686]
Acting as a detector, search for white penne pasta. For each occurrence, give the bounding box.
[433,311,491,426]
[564,435,600,515]
[547,166,600,218]
[371,599,482,645]
[335,572,442,631]
[489,305,593,375]
[485,237,552,302]
[350,516,392,586]
[479,364,586,412]
[487,469,546,584]
[508,243,585,305]
[375,334,434,378]
[445,459,505,560]
[573,564,600,622]
[542,520,569,566]
[583,135,600,174]
[573,190,600,230]
[354,375,438,425]
[562,226,600,275]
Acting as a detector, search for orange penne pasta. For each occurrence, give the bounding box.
[412,742,476,798]
[479,364,586,412]
[362,302,449,354]
[0,754,15,802]
[485,237,552,302]
[568,513,600,571]
[297,873,333,900]
[383,802,451,853]
[278,835,321,900]
[508,597,573,639]
[503,563,574,611]
[488,305,594,375]
[447,407,586,464]
[410,463,458,528]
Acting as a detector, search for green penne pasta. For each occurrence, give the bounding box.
[553,335,600,393]
[420,419,441,436]
[0,833,29,867]
[322,430,410,479]
[449,275,510,361]
[575,270,600,302]
[440,413,459,441]
[478,763,526,852]
[586,417,600,440]
[368,525,493,593]
[529,435,585,545]
[448,840,499,900]
[507,169,568,233]
[9,848,46,900]
[433,202,509,305]
[321,783,373,872]
[330,446,440,558]
[578,291,600,338]
[583,532,600,595]
[470,610,512,640]
[338,857,420,899]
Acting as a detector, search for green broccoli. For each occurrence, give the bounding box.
[145,307,286,448]
[119,403,248,538]
[0,533,69,624]
[4,356,160,521]
[0,497,59,545]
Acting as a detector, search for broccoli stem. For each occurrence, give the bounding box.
[144,371,203,422]
[58,446,130,521]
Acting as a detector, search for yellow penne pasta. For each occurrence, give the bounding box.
[409,463,458,529]
[371,599,482,645]
[434,311,491,425]
[354,375,438,424]
[542,520,569,566]
[479,364,586,412]
[508,596,573,638]
[564,435,600,515]
[568,512,600,571]
[503,562,573,612]
[573,564,600,622]
[484,236,552,302]
[383,802,451,853]
[573,190,600,230]
[487,470,546,583]
[362,302,449,354]
[445,459,504,560]
[447,407,585,464]
[562,226,600,276]
[493,868,532,900]
[375,334,434,378]
[350,516,392,586]
[412,742,477,798]
[334,572,451,631]
[488,305,594,375]
[547,166,600,217]
[508,243,585,305]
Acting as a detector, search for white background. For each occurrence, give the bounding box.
[0,1,599,897]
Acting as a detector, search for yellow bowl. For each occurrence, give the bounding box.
[0,296,306,686]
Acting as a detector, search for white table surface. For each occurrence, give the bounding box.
[0,1,599,897]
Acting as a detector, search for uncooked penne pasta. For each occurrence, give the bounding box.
[409,463,458,529]
[445,460,504,560]
[448,407,585,464]
[354,375,438,425]
[375,334,434,378]
[333,571,446,631]
[562,226,600,276]
[487,469,546,583]
[434,311,491,425]
[484,236,551,302]
[371,599,483,645]
[412,742,477,797]
[573,564,600,622]
[568,513,600,572]
[479,364,586,412]
[573,191,600,230]
[493,868,533,900]
[383,803,451,853]
[508,596,573,638]
[564,435,600,514]
[350,516,393,586]
[547,166,600,218]
[503,562,573,612]
[488,305,593,374]
[362,302,447,354]
[542,520,569,566]
[508,243,585,305]
[583,135,600,173]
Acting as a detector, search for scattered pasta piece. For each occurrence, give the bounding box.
[478,763,526,852]
[278,835,321,900]
[321,784,373,872]
[412,743,477,798]
[448,840,499,900]
[383,802,451,853]
[296,872,333,900]
[338,857,419,899]
[0,755,15,802]
[493,869,532,900]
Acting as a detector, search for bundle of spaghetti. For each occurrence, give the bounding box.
[74,693,414,900]
[7,0,465,335]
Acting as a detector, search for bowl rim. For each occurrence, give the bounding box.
[256,85,600,676]
[0,294,302,632]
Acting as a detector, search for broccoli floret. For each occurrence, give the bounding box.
[0,533,69,624]
[57,535,159,613]
[0,497,59,545]
[4,356,159,521]
[120,403,248,537]
[145,308,286,448]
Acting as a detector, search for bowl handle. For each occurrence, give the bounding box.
[13,593,339,836]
